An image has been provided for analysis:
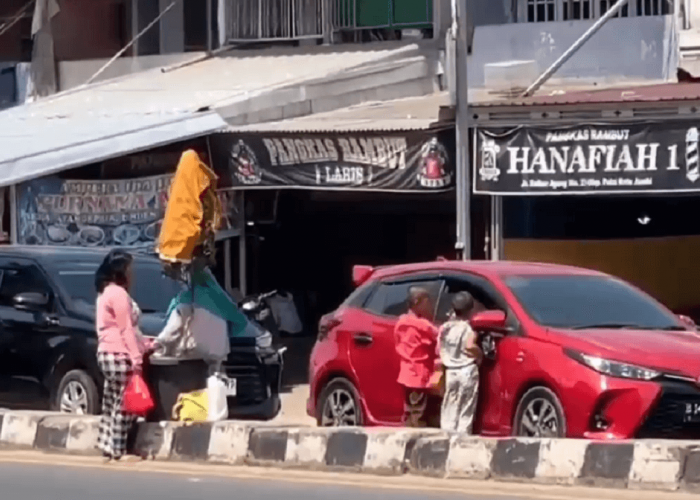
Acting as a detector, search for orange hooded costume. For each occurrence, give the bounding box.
[157,150,222,264]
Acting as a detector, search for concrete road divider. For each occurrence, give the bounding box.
[1,409,700,492]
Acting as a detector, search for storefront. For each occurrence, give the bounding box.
[12,138,245,293]
[471,82,700,320]
[208,123,467,329]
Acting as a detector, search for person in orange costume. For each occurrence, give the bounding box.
[158,149,222,266]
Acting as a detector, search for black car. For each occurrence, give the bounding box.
[0,246,282,419]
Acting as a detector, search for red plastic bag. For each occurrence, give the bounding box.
[123,373,155,416]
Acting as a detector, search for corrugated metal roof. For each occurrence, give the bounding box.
[224,93,452,132]
[471,80,700,108]
[0,41,423,185]
[3,41,422,121]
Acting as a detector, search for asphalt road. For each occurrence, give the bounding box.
[0,451,693,500]
[1,463,518,500]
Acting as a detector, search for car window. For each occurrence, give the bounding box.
[130,263,183,314]
[435,275,508,325]
[342,282,376,309]
[504,275,682,330]
[0,264,53,308]
[50,261,182,314]
[365,279,442,317]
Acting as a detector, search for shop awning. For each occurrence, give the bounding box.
[0,109,227,188]
[225,93,454,133]
[0,41,424,188]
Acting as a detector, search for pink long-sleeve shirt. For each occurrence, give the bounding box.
[96,284,147,369]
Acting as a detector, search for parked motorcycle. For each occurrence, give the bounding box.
[239,290,280,336]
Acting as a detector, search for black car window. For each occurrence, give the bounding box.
[504,275,682,330]
[365,279,442,318]
[0,264,53,308]
[129,263,183,314]
[343,282,376,309]
[435,275,508,324]
[51,261,182,315]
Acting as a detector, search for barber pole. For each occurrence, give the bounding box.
[686,128,699,183]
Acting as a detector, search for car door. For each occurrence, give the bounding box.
[434,273,524,436]
[0,257,63,409]
[347,276,443,424]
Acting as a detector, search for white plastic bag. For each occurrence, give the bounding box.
[267,292,303,334]
[207,374,229,422]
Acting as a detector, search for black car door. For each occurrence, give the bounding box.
[0,257,63,409]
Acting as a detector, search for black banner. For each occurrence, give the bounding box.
[209,129,455,192]
[475,122,700,195]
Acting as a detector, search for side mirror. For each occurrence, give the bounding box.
[471,310,507,331]
[13,292,50,312]
[678,314,697,329]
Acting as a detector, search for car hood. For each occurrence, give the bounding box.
[549,327,700,379]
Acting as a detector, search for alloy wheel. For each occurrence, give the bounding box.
[519,397,560,437]
[59,381,89,415]
[321,388,358,426]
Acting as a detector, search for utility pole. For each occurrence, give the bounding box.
[454,0,471,260]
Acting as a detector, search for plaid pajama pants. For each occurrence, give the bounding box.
[96,352,136,459]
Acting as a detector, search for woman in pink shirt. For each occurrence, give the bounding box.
[94,250,151,461]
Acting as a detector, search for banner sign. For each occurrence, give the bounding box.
[16,174,243,250]
[208,129,455,192]
[475,122,700,195]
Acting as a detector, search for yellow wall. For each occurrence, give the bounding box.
[504,236,700,314]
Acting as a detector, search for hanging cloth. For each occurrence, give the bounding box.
[158,150,222,264]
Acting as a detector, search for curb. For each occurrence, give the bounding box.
[1,410,700,492]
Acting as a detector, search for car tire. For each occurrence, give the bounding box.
[513,386,567,438]
[54,369,100,416]
[316,378,364,427]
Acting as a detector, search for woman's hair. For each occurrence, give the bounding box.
[95,249,134,294]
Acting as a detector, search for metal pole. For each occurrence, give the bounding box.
[131,0,139,56]
[85,1,176,85]
[454,0,471,260]
[239,192,247,297]
[490,196,503,260]
[206,0,213,52]
[521,0,629,97]
[9,185,17,244]
[224,237,233,294]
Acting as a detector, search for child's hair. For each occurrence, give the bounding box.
[452,291,475,316]
[95,249,133,294]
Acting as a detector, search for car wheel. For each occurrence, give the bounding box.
[514,386,566,438]
[55,369,99,415]
[316,378,363,427]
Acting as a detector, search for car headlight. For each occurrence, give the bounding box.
[256,330,273,349]
[565,350,661,380]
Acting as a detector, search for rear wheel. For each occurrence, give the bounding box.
[54,369,100,415]
[513,386,566,438]
[316,378,363,427]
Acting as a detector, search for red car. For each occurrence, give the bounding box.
[307,260,700,439]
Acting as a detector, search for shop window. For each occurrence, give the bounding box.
[522,0,669,21]
[527,0,557,22]
[563,0,593,19]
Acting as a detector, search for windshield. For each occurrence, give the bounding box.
[504,275,684,330]
[51,262,183,314]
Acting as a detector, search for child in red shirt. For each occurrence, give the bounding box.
[394,286,440,427]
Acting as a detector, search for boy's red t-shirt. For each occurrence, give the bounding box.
[393,312,438,389]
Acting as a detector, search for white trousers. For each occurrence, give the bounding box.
[440,364,479,434]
